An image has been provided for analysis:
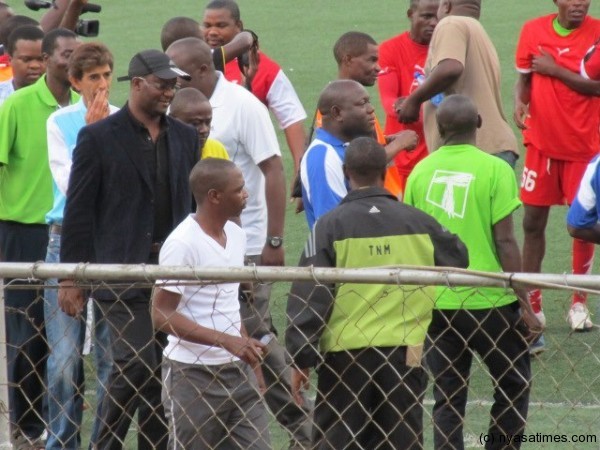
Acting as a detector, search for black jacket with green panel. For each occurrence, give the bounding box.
[286,187,469,369]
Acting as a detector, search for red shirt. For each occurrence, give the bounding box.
[516,14,600,161]
[223,51,306,129]
[378,31,429,175]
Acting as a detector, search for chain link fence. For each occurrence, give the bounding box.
[1,263,599,449]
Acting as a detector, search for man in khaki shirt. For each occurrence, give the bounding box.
[398,0,518,167]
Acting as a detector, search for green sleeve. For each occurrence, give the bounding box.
[0,98,16,165]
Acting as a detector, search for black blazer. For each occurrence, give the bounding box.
[61,106,199,300]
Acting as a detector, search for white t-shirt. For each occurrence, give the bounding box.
[209,72,281,255]
[158,215,247,365]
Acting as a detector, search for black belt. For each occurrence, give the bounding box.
[50,224,62,235]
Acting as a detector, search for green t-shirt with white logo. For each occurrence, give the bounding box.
[404,144,521,310]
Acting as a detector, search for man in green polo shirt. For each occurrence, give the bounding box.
[404,94,542,450]
[0,27,79,448]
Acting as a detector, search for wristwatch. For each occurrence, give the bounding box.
[267,236,283,248]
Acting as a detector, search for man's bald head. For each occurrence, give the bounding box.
[317,79,366,115]
[161,17,203,51]
[170,87,209,116]
[451,0,481,6]
[166,37,215,94]
[167,37,213,71]
[190,158,238,204]
[436,94,480,142]
[317,79,375,141]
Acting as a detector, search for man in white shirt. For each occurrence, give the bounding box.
[153,158,271,449]
[166,37,313,449]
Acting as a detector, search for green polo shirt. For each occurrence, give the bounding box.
[0,75,79,224]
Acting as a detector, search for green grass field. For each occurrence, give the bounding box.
[10,0,600,448]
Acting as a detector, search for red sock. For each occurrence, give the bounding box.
[528,289,542,314]
[572,238,595,305]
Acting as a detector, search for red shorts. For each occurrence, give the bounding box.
[520,144,591,206]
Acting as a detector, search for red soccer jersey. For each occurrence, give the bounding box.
[378,31,429,175]
[224,51,280,106]
[516,14,600,162]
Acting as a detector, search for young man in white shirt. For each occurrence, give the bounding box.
[152,158,271,450]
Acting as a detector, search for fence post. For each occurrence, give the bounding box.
[0,280,12,448]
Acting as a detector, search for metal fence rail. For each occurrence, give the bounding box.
[1,263,599,449]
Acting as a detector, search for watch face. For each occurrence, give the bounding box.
[269,237,283,248]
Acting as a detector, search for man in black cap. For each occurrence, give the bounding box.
[59,49,199,450]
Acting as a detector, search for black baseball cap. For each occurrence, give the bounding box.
[117,49,190,82]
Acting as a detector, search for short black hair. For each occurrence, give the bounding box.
[6,24,43,56]
[205,0,241,21]
[333,31,377,65]
[344,137,387,184]
[190,157,238,203]
[42,27,76,55]
[0,14,38,46]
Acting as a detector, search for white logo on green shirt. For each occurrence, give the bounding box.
[426,170,475,219]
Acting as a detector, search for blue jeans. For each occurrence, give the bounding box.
[44,231,112,449]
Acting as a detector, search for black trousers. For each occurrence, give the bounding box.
[426,303,531,450]
[0,220,48,440]
[94,297,168,450]
[313,346,427,450]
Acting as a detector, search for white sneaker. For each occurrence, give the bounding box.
[567,303,593,331]
[535,311,547,328]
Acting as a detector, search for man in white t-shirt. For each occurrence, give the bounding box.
[167,37,314,449]
[152,158,271,449]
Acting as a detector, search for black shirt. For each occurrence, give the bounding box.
[125,106,173,243]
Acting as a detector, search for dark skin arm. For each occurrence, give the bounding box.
[40,0,84,32]
[398,59,464,123]
[291,367,310,406]
[59,0,87,31]
[493,214,543,341]
[532,49,600,96]
[568,224,600,244]
[383,130,418,162]
[283,121,306,174]
[513,72,531,130]
[152,288,266,366]
[284,121,307,211]
[223,30,253,61]
[258,155,286,266]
